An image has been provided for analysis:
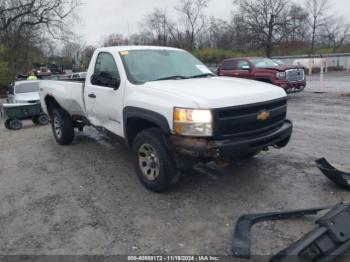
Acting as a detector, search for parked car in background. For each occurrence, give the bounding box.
[39,46,293,192]
[36,67,52,77]
[6,81,40,104]
[3,80,49,129]
[217,57,306,93]
[67,72,87,79]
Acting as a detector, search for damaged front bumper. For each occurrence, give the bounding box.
[170,120,293,159]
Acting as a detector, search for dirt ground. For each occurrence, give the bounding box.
[0,71,349,259]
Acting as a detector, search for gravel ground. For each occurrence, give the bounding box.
[0,71,349,259]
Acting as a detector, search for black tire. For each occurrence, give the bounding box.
[132,128,180,192]
[8,119,23,130]
[37,114,49,125]
[51,108,75,145]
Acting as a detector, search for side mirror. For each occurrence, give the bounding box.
[241,65,251,70]
[91,73,120,90]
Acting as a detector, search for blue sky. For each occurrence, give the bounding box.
[75,0,350,46]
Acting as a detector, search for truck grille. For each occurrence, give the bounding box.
[286,69,305,82]
[213,98,287,139]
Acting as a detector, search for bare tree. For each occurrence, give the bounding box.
[305,0,329,53]
[288,4,309,44]
[175,0,209,50]
[322,17,350,53]
[102,33,128,47]
[0,0,81,78]
[141,8,171,46]
[81,45,96,70]
[61,41,84,69]
[235,0,292,57]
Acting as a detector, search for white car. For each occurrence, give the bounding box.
[7,81,40,104]
[36,67,51,77]
[39,46,293,192]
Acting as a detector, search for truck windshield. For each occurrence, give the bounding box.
[120,49,214,84]
[250,58,279,68]
[15,82,39,94]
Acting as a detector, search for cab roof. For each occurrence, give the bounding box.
[95,46,184,53]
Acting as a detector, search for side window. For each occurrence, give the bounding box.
[236,60,250,70]
[222,61,234,70]
[93,52,120,88]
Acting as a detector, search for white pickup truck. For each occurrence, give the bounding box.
[39,46,293,192]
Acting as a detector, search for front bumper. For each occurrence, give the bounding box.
[275,80,306,93]
[170,120,293,158]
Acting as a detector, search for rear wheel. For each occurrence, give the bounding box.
[51,108,75,145]
[132,128,180,192]
[7,119,23,130]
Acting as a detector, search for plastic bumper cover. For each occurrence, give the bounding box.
[170,120,293,158]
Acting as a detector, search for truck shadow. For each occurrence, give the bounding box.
[68,126,279,196]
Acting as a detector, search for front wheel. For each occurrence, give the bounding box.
[132,128,180,192]
[51,108,75,145]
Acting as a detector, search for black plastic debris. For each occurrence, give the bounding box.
[316,158,350,190]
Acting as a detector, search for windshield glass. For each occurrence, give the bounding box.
[250,58,279,68]
[120,49,212,84]
[14,82,39,94]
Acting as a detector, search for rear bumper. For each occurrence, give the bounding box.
[170,120,293,159]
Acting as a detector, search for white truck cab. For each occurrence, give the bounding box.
[39,46,293,192]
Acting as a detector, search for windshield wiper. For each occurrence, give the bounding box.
[152,75,189,81]
[188,73,215,79]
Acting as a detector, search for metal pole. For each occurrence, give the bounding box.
[320,59,324,90]
[308,60,313,76]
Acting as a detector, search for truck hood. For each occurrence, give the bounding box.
[144,77,286,108]
[14,92,40,102]
[256,65,304,72]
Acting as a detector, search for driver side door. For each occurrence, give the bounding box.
[84,52,124,136]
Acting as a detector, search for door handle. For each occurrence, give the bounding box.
[88,93,96,99]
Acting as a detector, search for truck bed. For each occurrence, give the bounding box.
[39,80,86,117]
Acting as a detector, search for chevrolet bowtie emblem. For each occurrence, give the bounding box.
[257,111,270,121]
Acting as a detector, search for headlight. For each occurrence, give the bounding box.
[173,108,213,137]
[276,71,286,79]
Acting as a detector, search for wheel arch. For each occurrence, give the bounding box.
[123,107,171,148]
[45,95,62,116]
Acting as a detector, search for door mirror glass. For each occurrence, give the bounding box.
[91,73,120,89]
[241,65,251,70]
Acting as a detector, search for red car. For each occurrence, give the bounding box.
[217,57,306,93]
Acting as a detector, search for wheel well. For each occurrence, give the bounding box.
[45,96,61,116]
[126,118,161,147]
